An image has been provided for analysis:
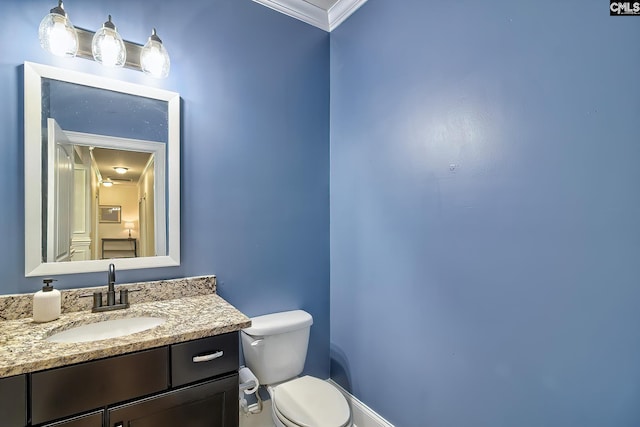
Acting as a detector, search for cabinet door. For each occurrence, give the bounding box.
[107,373,238,427]
[42,411,103,427]
[32,347,168,424]
[0,374,26,427]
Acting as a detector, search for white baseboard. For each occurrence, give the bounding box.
[327,379,394,427]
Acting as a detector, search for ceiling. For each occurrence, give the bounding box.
[92,147,152,186]
[252,0,367,32]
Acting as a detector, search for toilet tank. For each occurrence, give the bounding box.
[241,310,313,385]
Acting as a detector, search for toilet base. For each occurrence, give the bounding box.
[264,385,289,427]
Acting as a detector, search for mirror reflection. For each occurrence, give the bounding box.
[25,62,180,276]
[46,119,165,263]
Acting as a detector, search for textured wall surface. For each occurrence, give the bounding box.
[330,0,640,426]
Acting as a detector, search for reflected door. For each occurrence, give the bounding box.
[47,119,74,263]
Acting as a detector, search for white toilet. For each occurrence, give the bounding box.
[241,310,351,427]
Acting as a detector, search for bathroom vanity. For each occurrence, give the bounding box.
[0,276,251,427]
[11,63,249,425]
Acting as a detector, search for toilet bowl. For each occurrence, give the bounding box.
[268,376,350,427]
[241,310,351,427]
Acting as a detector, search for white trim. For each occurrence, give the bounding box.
[327,0,368,31]
[251,0,366,32]
[252,0,329,31]
[327,379,395,427]
[24,61,180,277]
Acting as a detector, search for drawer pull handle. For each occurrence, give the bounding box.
[192,351,224,363]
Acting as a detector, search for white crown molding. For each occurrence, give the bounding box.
[252,0,330,31]
[252,0,367,32]
[327,0,368,31]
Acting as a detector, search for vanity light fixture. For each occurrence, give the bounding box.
[91,15,126,68]
[140,29,170,79]
[38,0,78,58]
[113,167,129,174]
[38,1,170,78]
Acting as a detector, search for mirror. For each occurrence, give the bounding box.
[25,62,180,276]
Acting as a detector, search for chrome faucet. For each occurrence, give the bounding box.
[92,263,130,312]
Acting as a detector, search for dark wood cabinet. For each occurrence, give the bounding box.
[24,333,239,427]
[107,373,238,427]
[0,374,27,427]
[32,348,168,425]
[42,411,103,427]
[171,332,239,387]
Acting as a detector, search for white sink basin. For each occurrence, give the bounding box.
[46,317,166,343]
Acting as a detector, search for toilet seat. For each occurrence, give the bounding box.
[271,376,350,427]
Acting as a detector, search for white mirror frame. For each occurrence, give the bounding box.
[24,61,180,276]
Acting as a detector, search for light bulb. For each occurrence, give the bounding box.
[38,1,78,57]
[140,29,170,78]
[92,15,126,68]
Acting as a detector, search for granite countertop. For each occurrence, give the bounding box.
[0,278,251,378]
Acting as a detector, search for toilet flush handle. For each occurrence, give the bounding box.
[251,338,264,347]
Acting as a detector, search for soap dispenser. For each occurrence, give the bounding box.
[33,278,61,323]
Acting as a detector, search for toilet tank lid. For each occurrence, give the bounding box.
[243,310,313,336]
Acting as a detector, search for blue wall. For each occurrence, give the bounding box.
[330,1,640,426]
[0,0,330,379]
[5,1,640,424]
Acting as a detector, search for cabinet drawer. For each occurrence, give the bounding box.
[32,347,169,425]
[0,374,26,427]
[171,332,238,387]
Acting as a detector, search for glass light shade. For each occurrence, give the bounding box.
[102,180,113,187]
[38,3,78,57]
[114,167,128,174]
[92,16,126,68]
[140,29,170,79]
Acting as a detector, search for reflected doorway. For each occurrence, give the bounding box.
[46,119,165,262]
